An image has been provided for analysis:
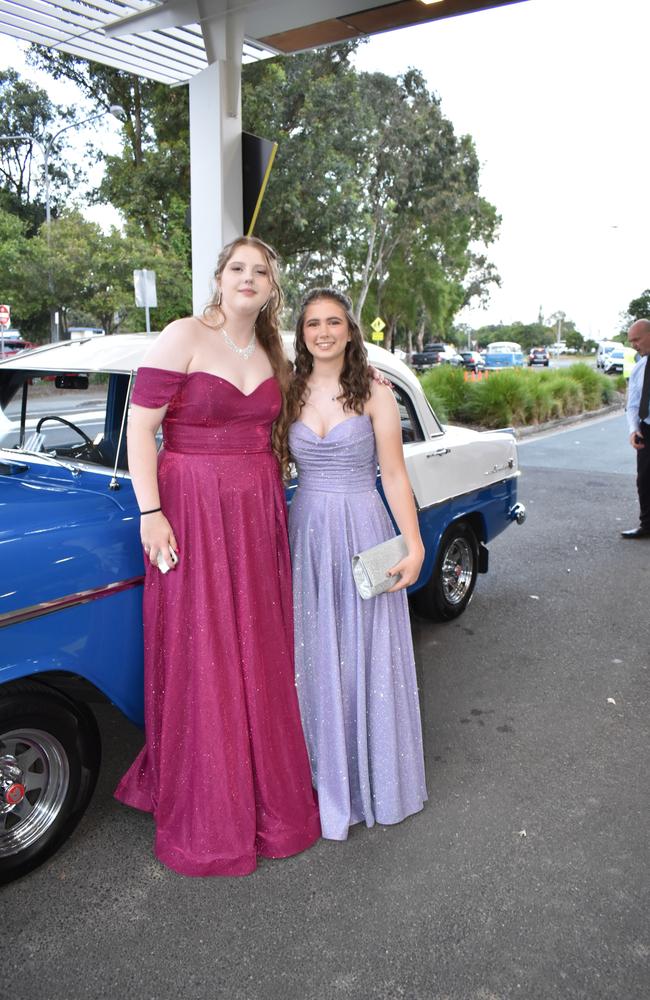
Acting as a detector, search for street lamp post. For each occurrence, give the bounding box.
[0,104,126,341]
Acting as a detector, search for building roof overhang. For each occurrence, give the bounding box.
[1,0,526,86]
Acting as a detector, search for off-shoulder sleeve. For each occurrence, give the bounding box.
[131,366,187,408]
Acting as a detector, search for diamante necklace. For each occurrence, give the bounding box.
[221,327,256,361]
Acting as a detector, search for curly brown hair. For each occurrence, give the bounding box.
[278,289,372,470]
[204,236,292,473]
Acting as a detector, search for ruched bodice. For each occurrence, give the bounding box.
[132,368,279,454]
[289,414,378,493]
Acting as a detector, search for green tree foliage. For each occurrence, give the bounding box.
[626,289,650,322]
[18,45,498,339]
[0,69,79,233]
[471,322,548,352]
[17,212,190,338]
[242,50,499,332]
[0,207,34,320]
[28,47,190,243]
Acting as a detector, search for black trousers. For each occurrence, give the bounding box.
[638,422,650,529]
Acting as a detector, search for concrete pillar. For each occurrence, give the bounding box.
[189,56,243,314]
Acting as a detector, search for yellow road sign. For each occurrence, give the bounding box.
[370,316,386,333]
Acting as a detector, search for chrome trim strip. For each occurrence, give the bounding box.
[0,575,145,629]
[415,473,519,513]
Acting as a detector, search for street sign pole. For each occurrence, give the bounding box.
[370,316,386,343]
[133,270,157,334]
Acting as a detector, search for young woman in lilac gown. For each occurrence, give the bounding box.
[284,288,428,841]
[114,237,320,875]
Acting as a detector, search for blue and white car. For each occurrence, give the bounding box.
[0,335,525,882]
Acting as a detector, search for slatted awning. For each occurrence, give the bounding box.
[0,0,272,85]
[0,0,525,86]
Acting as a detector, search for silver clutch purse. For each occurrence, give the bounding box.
[351,534,408,600]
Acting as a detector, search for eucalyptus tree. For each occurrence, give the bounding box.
[0,69,79,233]
[28,47,190,244]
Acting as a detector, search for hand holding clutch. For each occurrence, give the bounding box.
[351,535,408,599]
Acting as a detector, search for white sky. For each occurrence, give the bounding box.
[2,0,649,338]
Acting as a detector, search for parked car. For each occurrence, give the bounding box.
[410,343,462,373]
[596,340,619,369]
[410,342,447,373]
[603,346,637,377]
[0,338,37,359]
[459,351,486,373]
[528,347,550,367]
[483,341,525,369]
[0,335,525,883]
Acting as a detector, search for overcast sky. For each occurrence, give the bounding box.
[2,0,648,338]
[354,0,650,339]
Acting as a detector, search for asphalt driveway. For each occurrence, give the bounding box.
[4,416,648,1000]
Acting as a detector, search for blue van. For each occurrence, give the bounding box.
[483,341,525,369]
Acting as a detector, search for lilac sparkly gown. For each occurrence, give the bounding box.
[288,414,427,840]
[115,367,320,876]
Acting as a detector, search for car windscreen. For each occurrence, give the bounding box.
[0,370,131,471]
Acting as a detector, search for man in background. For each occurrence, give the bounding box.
[621,319,650,538]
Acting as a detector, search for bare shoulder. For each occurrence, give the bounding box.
[142,316,199,372]
[368,378,397,409]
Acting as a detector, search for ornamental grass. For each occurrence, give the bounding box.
[419,364,618,429]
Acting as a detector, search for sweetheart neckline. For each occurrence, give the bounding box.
[185,371,276,397]
[138,366,276,398]
[294,414,371,441]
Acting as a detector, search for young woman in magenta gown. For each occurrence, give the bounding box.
[115,238,320,875]
[283,288,428,841]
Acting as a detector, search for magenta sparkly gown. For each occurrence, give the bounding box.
[114,367,320,876]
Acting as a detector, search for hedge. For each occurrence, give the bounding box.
[419,363,620,429]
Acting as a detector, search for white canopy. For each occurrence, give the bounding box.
[0,0,522,86]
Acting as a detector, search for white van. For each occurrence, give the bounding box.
[596,340,619,369]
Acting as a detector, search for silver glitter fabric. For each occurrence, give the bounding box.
[288,414,427,840]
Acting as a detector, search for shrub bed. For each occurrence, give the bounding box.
[418,364,621,429]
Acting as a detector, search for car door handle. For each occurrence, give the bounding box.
[426,447,451,458]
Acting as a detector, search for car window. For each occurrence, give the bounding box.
[390,382,425,444]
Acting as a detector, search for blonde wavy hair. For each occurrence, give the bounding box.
[204,236,292,473]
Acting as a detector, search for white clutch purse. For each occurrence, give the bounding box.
[351,534,408,599]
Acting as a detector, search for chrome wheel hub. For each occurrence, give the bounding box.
[441,538,474,605]
[0,730,70,858]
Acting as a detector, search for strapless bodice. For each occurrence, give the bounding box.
[132,368,280,454]
[289,414,377,493]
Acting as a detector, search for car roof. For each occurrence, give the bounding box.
[0,331,422,391]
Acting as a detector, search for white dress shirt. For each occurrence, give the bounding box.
[626,355,650,434]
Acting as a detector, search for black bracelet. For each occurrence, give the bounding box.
[140,506,162,516]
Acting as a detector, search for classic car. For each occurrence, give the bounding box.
[483,341,525,369]
[0,335,525,883]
